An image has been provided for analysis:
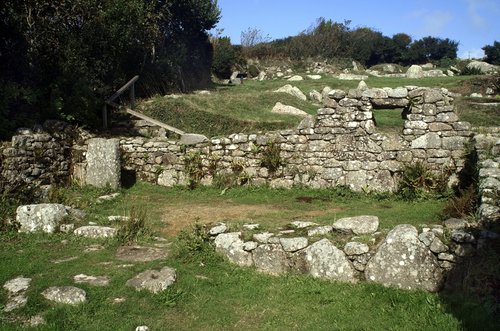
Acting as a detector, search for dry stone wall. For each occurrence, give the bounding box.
[115,86,472,192]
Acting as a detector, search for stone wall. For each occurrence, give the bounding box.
[0,121,76,192]
[113,86,472,192]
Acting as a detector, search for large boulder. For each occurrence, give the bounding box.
[466,61,497,74]
[16,204,69,233]
[303,239,357,282]
[85,138,121,189]
[406,65,424,79]
[365,224,444,292]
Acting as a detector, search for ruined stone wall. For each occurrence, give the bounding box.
[0,121,77,192]
[115,87,472,192]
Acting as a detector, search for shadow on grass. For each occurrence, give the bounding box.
[439,232,500,331]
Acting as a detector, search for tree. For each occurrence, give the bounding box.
[212,37,239,78]
[0,0,221,136]
[482,41,500,64]
[405,36,458,64]
[240,27,270,47]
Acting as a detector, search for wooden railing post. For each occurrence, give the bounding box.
[104,75,139,129]
[130,83,136,109]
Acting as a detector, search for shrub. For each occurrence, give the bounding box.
[443,185,478,219]
[212,37,239,79]
[460,66,483,76]
[260,140,283,175]
[116,208,149,244]
[184,152,204,189]
[171,224,217,262]
[397,162,450,200]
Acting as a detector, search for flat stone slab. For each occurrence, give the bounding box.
[280,237,308,252]
[42,286,86,305]
[290,221,317,229]
[126,267,176,294]
[3,276,31,312]
[180,133,208,145]
[115,246,168,262]
[253,244,289,275]
[74,226,117,238]
[333,216,379,235]
[214,232,253,267]
[209,223,227,235]
[344,242,370,256]
[74,274,110,286]
[307,225,333,237]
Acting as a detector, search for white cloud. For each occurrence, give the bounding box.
[458,48,485,59]
[412,10,453,35]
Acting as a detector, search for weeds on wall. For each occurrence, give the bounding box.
[183,151,204,189]
[260,140,283,175]
[172,223,218,263]
[397,162,450,201]
[213,160,251,189]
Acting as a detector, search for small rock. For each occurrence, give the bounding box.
[59,224,75,233]
[288,75,304,81]
[209,223,227,235]
[52,256,79,264]
[451,230,475,243]
[243,224,260,230]
[307,225,333,237]
[253,232,274,243]
[437,253,456,262]
[279,229,295,235]
[290,221,317,229]
[112,297,126,304]
[42,286,86,305]
[418,231,436,247]
[3,277,31,294]
[84,244,105,252]
[73,274,110,286]
[343,242,369,256]
[429,238,448,254]
[180,133,209,145]
[136,326,149,331]
[243,241,258,251]
[97,193,120,203]
[444,218,468,230]
[280,237,308,252]
[126,267,176,294]
[108,216,130,222]
[24,315,45,327]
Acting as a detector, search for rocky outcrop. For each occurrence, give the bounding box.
[16,204,69,233]
[273,85,307,101]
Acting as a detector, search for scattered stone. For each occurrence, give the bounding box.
[274,85,307,101]
[16,204,69,233]
[136,326,149,331]
[307,225,333,237]
[338,73,368,80]
[3,277,31,312]
[74,226,117,238]
[52,256,79,264]
[333,216,379,235]
[272,102,309,117]
[97,193,120,203]
[365,224,444,292]
[418,231,436,247]
[291,221,318,228]
[309,90,323,103]
[437,253,456,262]
[108,215,130,222]
[288,75,304,81]
[115,246,168,262]
[444,218,468,230]
[112,297,126,304]
[85,138,121,189]
[357,80,368,90]
[280,237,308,252]
[307,75,322,80]
[126,267,176,294]
[24,315,45,327]
[466,61,497,74]
[74,274,110,286]
[343,242,369,256]
[243,223,260,230]
[214,232,253,267]
[303,239,357,282]
[279,229,295,235]
[84,244,105,253]
[252,244,289,275]
[42,286,87,305]
[209,223,227,235]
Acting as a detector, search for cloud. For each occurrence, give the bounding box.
[458,48,485,59]
[411,10,453,35]
[464,0,500,29]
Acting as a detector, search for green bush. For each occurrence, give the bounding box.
[260,140,283,175]
[460,66,483,76]
[171,223,216,262]
[212,37,239,79]
[443,185,478,219]
[116,208,149,244]
[397,162,449,200]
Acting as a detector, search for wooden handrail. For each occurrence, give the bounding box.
[103,75,139,129]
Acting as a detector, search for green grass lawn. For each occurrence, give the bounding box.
[136,75,480,137]
[1,184,498,330]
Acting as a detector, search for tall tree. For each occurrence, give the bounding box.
[482,41,500,64]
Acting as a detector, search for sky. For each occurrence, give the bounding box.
[212,0,499,59]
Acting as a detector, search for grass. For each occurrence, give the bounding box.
[454,97,500,127]
[136,75,479,137]
[1,184,498,330]
[373,109,405,133]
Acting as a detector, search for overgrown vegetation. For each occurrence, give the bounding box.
[260,140,283,174]
[116,208,149,244]
[397,162,450,201]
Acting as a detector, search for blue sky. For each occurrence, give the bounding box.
[212,0,499,59]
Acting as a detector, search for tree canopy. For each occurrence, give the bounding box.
[0,0,220,137]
